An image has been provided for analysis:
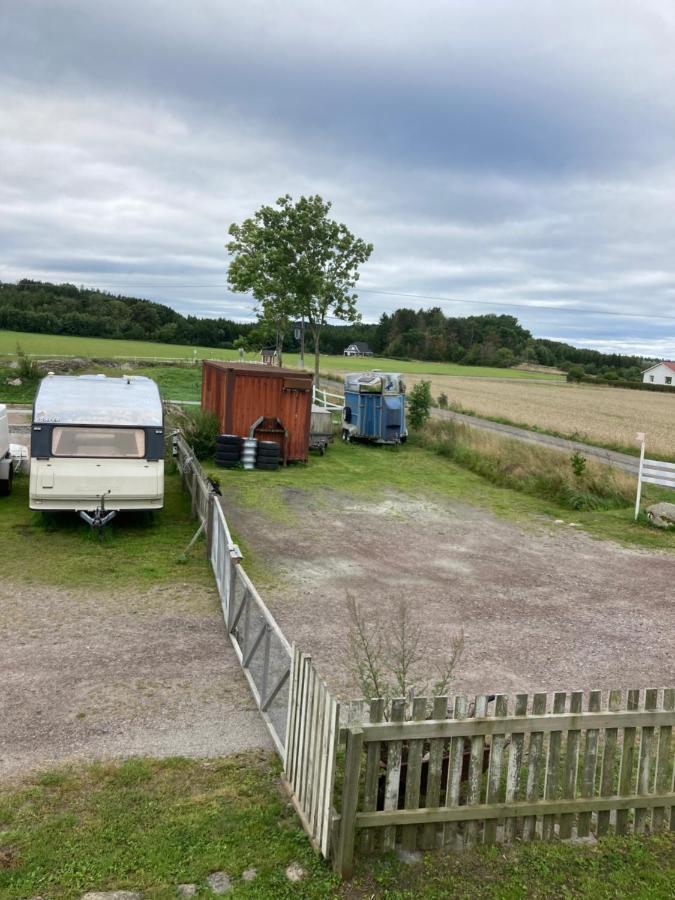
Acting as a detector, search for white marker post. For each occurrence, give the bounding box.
[634,432,646,520]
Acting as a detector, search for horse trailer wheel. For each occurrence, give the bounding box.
[0,466,12,496]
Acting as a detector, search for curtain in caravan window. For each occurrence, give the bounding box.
[51,427,145,458]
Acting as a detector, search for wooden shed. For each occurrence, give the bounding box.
[201,361,313,462]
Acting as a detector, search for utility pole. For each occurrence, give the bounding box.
[295,318,306,369]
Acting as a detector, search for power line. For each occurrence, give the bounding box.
[11,276,675,323]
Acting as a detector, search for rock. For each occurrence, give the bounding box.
[242,867,257,882]
[647,502,675,529]
[80,893,141,900]
[285,862,306,882]
[396,847,422,865]
[6,378,22,386]
[206,871,232,894]
[176,885,197,897]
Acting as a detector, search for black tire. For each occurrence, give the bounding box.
[256,446,280,459]
[257,441,279,453]
[215,458,239,469]
[215,449,240,461]
[216,434,241,447]
[255,461,279,471]
[0,465,12,496]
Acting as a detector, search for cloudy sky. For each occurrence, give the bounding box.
[2,1,675,356]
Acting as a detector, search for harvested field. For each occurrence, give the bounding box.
[403,375,675,457]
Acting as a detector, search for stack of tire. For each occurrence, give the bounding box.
[255,440,280,471]
[214,434,241,469]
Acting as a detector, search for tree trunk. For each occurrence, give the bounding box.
[276,324,283,367]
[313,327,321,385]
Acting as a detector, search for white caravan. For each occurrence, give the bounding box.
[30,374,164,527]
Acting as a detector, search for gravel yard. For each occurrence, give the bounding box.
[224,486,675,699]
[0,576,270,780]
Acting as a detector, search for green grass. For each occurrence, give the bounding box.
[0,328,563,380]
[204,437,675,557]
[1,756,672,899]
[0,755,339,900]
[0,471,212,588]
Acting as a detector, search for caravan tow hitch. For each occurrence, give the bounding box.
[79,491,117,534]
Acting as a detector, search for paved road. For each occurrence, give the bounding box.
[319,379,640,475]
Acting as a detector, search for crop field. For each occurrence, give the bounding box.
[404,374,675,458]
[0,328,562,380]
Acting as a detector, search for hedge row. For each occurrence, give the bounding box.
[570,375,675,393]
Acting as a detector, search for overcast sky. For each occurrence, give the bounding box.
[2,1,675,356]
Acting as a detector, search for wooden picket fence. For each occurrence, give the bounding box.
[334,688,675,878]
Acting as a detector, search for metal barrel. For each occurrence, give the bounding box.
[241,437,257,470]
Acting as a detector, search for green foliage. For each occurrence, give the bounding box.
[15,342,39,378]
[570,451,587,478]
[437,391,449,409]
[567,365,585,382]
[228,195,373,379]
[180,408,219,460]
[407,380,433,429]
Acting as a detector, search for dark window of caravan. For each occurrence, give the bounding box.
[51,426,146,458]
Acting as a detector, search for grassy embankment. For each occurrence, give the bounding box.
[1,756,673,899]
[0,327,562,380]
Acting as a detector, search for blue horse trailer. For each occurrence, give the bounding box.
[342,372,408,445]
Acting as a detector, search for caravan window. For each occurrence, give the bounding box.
[51,426,145,458]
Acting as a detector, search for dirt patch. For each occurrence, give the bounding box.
[0,580,271,779]
[226,489,675,698]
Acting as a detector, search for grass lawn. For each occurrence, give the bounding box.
[1,755,672,899]
[0,328,562,380]
[0,470,212,589]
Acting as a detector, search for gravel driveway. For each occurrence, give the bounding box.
[225,488,675,698]
[0,580,271,779]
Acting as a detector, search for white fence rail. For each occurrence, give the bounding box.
[313,385,345,411]
[634,434,675,518]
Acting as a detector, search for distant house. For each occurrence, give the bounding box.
[642,361,675,387]
[343,342,374,357]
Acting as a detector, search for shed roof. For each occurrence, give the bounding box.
[33,375,163,426]
[203,360,313,380]
[346,341,372,351]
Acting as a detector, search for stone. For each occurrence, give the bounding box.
[396,847,422,865]
[242,867,257,882]
[80,893,140,900]
[647,502,675,529]
[285,862,306,882]
[176,885,197,897]
[205,871,232,894]
[6,378,22,386]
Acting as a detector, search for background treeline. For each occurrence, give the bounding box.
[0,280,653,377]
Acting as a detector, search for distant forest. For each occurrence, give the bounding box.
[0,279,652,378]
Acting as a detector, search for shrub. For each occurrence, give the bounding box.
[181,409,219,460]
[437,392,449,409]
[408,380,433,430]
[570,451,587,478]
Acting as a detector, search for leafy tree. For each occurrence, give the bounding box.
[566,365,585,383]
[407,380,433,430]
[227,195,373,381]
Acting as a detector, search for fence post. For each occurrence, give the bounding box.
[334,727,363,880]
[205,492,215,560]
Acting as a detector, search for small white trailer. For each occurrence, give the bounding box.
[30,374,164,527]
[0,404,13,495]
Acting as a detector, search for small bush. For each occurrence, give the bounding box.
[570,451,587,478]
[181,409,219,460]
[437,392,449,409]
[408,380,433,430]
[15,343,39,379]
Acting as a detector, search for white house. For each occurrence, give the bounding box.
[343,342,373,357]
[642,361,675,386]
